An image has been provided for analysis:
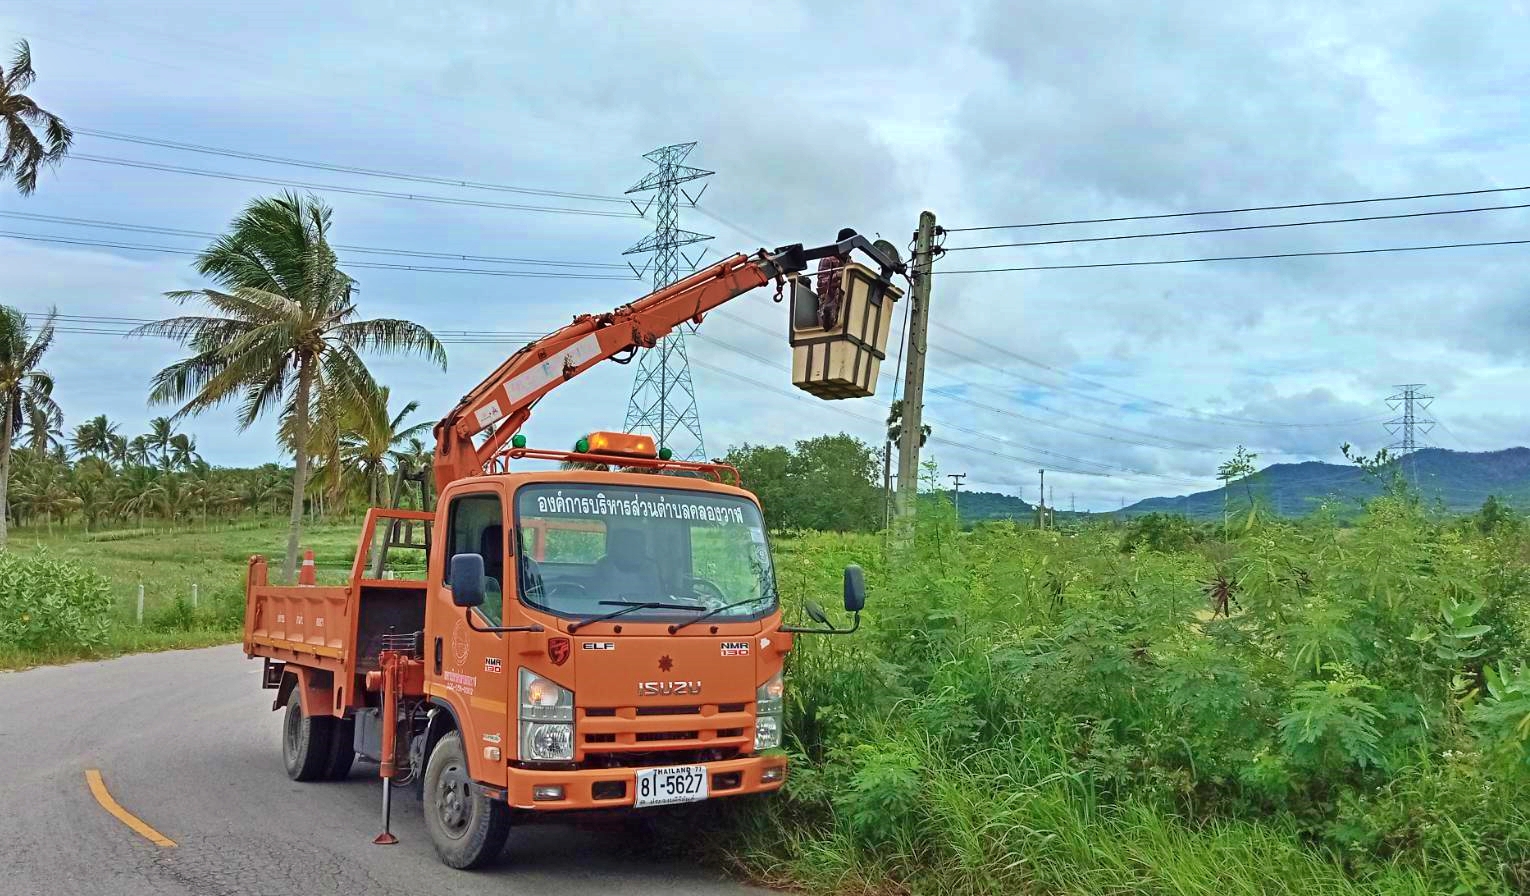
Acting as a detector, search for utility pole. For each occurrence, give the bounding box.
[948,472,965,523]
[894,210,938,536]
[1037,469,1045,529]
[1071,493,1075,514]
[882,441,892,527]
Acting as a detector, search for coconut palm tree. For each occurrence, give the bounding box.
[125,435,152,468]
[71,414,119,459]
[0,304,58,547]
[114,465,163,529]
[134,191,445,580]
[106,432,129,468]
[17,400,62,455]
[12,452,76,533]
[168,432,201,470]
[0,40,72,196]
[145,416,177,469]
[71,456,115,532]
[339,385,431,506]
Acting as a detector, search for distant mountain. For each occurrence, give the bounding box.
[1121,447,1530,519]
[950,490,1036,522]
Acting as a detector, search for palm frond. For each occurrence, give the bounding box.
[239,363,291,431]
[20,306,56,369]
[320,342,383,410]
[128,311,255,345]
[5,40,35,92]
[334,318,447,369]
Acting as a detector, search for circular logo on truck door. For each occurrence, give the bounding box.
[451,618,471,668]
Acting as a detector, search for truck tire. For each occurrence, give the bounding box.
[326,716,356,780]
[282,691,335,782]
[422,732,510,869]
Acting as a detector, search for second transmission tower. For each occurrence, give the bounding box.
[1385,384,1435,453]
[622,143,715,460]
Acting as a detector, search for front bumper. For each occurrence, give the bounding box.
[500,754,787,810]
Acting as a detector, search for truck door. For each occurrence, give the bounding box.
[433,488,512,785]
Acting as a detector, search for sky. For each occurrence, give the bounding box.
[2,0,1528,511]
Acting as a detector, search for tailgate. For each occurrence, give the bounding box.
[244,556,350,662]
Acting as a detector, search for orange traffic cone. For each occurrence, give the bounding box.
[298,549,317,586]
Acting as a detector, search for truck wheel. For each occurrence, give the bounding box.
[423,732,510,869]
[282,691,335,782]
[326,716,356,780]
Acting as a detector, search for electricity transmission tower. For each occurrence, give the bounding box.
[1384,384,1435,454]
[622,143,714,460]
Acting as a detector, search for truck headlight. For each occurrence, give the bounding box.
[755,671,784,751]
[522,721,574,761]
[519,668,575,761]
[754,714,781,751]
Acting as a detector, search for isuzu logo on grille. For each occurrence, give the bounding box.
[638,680,702,697]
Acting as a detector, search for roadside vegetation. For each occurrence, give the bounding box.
[5,416,1529,894]
[0,517,363,669]
[700,471,1530,896]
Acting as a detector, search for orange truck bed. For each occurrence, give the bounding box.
[243,509,434,713]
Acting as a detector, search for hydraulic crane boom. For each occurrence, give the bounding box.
[431,233,901,492]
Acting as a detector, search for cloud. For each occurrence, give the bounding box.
[2,0,1526,512]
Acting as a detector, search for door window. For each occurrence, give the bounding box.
[446,493,505,626]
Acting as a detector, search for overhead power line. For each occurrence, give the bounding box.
[690,323,1214,485]
[31,312,546,339]
[927,320,1385,429]
[685,356,1112,477]
[673,211,1377,432]
[945,201,1530,252]
[947,184,1530,232]
[75,128,629,204]
[32,307,1208,486]
[935,237,1530,274]
[0,231,640,280]
[700,310,1217,455]
[0,211,629,269]
[68,154,642,219]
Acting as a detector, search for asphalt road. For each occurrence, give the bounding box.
[0,645,764,896]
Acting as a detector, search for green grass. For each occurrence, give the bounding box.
[0,516,365,670]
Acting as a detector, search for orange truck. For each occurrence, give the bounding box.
[243,233,904,868]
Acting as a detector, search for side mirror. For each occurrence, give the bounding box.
[804,600,829,626]
[449,553,485,608]
[843,564,866,613]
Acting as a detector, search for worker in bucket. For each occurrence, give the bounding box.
[814,228,856,329]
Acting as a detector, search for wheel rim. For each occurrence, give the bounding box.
[283,701,301,764]
[435,760,472,839]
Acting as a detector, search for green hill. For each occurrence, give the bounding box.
[1122,447,1530,519]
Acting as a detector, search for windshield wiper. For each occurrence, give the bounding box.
[567,600,705,633]
[668,598,770,634]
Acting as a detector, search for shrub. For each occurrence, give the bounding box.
[728,494,1530,895]
[1120,511,1204,553]
[0,548,113,652]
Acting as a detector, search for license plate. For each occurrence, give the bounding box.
[634,764,708,808]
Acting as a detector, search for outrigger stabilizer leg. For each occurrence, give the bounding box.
[369,650,404,845]
[374,778,398,846]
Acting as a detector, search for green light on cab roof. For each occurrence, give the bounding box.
[658,447,674,461]
[511,434,527,449]
[574,437,590,454]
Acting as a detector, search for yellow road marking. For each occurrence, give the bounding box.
[85,769,176,847]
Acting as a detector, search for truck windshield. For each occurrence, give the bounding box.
[514,483,778,623]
